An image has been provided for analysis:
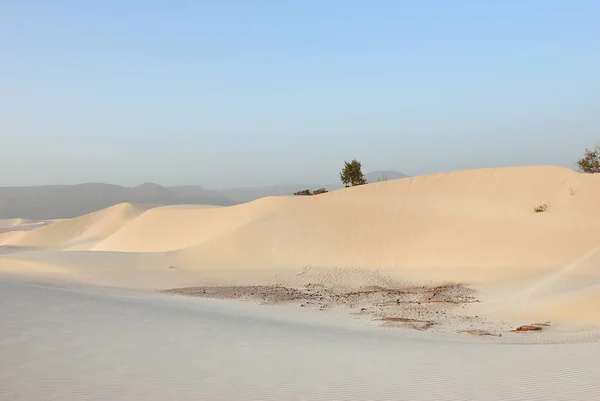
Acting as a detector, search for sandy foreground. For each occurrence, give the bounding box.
[2,166,600,398]
[2,276,600,401]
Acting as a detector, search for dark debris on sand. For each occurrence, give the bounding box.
[161,283,479,331]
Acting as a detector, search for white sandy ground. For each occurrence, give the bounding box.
[2,276,600,401]
[1,166,600,332]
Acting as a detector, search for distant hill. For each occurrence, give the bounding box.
[0,183,235,219]
[365,170,409,183]
[0,171,408,219]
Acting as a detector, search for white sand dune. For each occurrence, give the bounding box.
[95,166,600,277]
[0,218,49,234]
[0,218,30,229]
[471,245,600,326]
[1,165,600,338]
[9,203,142,249]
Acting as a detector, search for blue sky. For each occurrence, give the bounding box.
[1,1,599,188]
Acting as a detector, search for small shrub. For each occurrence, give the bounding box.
[313,187,328,195]
[533,203,548,213]
[293,189,313,196]
[577,145,600,173]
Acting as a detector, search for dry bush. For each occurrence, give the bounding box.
[577,145,600,173]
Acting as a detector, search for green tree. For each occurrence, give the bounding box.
[340,159,367,187]
[577,145,600,173]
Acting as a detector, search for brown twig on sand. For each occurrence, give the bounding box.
[379,317,434,330]
[512,325,542,332]
[457,329,499,337]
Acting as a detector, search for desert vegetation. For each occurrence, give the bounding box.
[340,159,367,187]
[577,144,600,173]
[293,188,329,196]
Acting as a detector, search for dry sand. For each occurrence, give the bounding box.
[1,165,600,341]
[4,277,600,401]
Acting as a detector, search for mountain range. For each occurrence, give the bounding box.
[0,170,408,219]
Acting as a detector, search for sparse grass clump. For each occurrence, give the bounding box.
[533,203,548,213]
[293,188,329,196]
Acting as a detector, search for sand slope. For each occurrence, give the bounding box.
[8,203,141,249]
[89,166,600,281]
[2,165,600,335]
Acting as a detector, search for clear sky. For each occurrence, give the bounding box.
[1,1,599,189]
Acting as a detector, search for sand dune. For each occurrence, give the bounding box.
[9,203,141,249]
[0,218,30,229]
[2,165,600,339]
[0,218,49,233]
[94,166,600,281]
[471,245,600,325]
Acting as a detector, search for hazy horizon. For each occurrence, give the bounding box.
[2,1,598,188]
[0,169,405,191]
